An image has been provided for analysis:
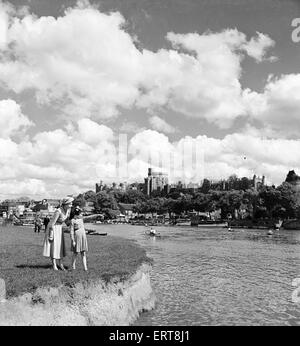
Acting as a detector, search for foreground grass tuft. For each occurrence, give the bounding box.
[0,225,152,298]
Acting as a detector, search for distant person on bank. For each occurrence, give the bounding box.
[34,216,42,233]
[42,197,74,271]
[70,206,88,271]
[43,215,50,232]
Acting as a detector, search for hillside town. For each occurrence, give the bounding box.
[1,168,299,229]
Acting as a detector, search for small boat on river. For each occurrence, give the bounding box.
[145,229,161,237]
[86,229,107,236]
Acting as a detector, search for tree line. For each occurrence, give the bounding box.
[74,178,300,220]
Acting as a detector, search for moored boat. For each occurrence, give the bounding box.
[282,219,300,230]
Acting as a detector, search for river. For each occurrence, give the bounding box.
[90,224,300,326]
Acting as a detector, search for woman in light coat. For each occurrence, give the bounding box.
[42,197,73,271]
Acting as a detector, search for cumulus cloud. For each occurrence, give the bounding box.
[148,115,177,134]
[77,118,114,145]
[119,121,146,133]
[0,1,299,198]
[0,179,47,199]
[126,129,300,186]
[159,29,276,127]
[241,32,276,62]
[244,74,300,137]
[0,111,300,197]
[0,3,142,119]
[0,110,118,197]
[166,29,275,63]
[0,2,276,128]
[0,99,33,139]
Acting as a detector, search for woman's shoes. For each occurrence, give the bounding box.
[53,265,66,271]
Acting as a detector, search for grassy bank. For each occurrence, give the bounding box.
[0,225,152,298]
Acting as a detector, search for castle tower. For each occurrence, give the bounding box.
[144,168,168,196]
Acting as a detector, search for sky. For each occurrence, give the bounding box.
[0,0,300,199]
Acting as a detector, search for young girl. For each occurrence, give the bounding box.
[70,206,88,271]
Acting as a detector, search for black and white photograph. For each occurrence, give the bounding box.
[0,0,300,331]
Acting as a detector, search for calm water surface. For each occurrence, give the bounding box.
[92,224,300,326]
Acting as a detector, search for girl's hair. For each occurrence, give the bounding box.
[70,206,82,219]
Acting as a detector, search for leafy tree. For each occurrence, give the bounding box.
[125,190,147,204]
[275,182,298,218]
[272,205,286,218]
[257,186,280,218]
[111,191,124,203]
[242,189,258,218]
[167,190,182,199]
[73,194,86,208]
[256,184,297,219]
[154,197,169,215]
[254,205,268,219]
[146,198,163,216]
[167,194,193,215]
[192,193,210,212]
[94,191,118,213]
[165,198,177,218]
[240,177,251,191]
[83,190,96,202]
[216,190,244,218]
[285,170,300,183]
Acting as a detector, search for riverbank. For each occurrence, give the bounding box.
[0,225,155,325]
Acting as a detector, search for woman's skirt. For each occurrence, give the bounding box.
[71,229,88,253]
[42,224,66,259]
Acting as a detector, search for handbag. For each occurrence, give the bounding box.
[48,226,54,242]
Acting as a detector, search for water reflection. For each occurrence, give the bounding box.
[91,224,300,325]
